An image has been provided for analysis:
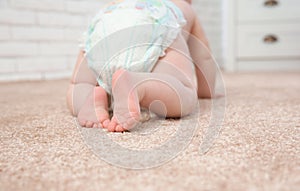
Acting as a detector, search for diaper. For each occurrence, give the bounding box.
[81,0,186,94]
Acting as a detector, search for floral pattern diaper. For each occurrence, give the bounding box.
[81,0,186,94]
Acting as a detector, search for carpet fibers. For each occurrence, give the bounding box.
[0,72,299,191]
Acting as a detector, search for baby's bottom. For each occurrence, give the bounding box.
[107,34,198,132]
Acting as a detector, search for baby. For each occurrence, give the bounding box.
[67,0,216,132]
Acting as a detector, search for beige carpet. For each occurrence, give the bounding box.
[0,72,299,191]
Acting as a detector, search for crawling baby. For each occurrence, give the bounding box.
[67,0,216,132]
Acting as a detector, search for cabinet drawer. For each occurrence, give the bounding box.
[237,0,300,22]
[237,23,300,58]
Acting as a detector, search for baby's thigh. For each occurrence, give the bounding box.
[153,35,196,88]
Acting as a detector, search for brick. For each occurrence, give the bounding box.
[0,25,11,40]
[16,56,69,72]
[12,26,64,41]
[0,42,38,56]
[0,58,17,73]
[65,1,103,14]
[0,72,43,81]
[0,9,36,25]
[10,0,64,11]
[38,42,78,56]
[43,70,72,80]
[0,0,9,8]
[64,28,84,41]
[37,12,87,27]
[66,56,78,71]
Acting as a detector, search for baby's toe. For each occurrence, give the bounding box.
[115,125,125,132]
[102,119,110,129]
[108,120,117,132]
[79,120,87,127]
[93,123,101,128]
[86,121,94,128]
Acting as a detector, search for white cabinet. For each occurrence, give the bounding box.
[224,0,300,71]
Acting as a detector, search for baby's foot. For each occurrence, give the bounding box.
[78,87,110,128]
[107,69,141,132]
[94,86,110,128]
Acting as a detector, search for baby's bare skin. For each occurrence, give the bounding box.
[67,0,216,132]
[77,86,109,128]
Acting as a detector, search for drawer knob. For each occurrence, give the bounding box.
[263,35,278,44]
[264,0,279,7]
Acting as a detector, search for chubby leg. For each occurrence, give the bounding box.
[172,0,216,98]
[107,35,198,132]
[188,16,216,98]
[67,50,110,128]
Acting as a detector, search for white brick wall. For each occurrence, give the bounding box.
[0,0,108,81]
[0,0,223,81]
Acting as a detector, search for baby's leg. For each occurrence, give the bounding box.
[188,16,216,98]
[67,50,110,128]
[107,35,198,132]
[172,0,216,98]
